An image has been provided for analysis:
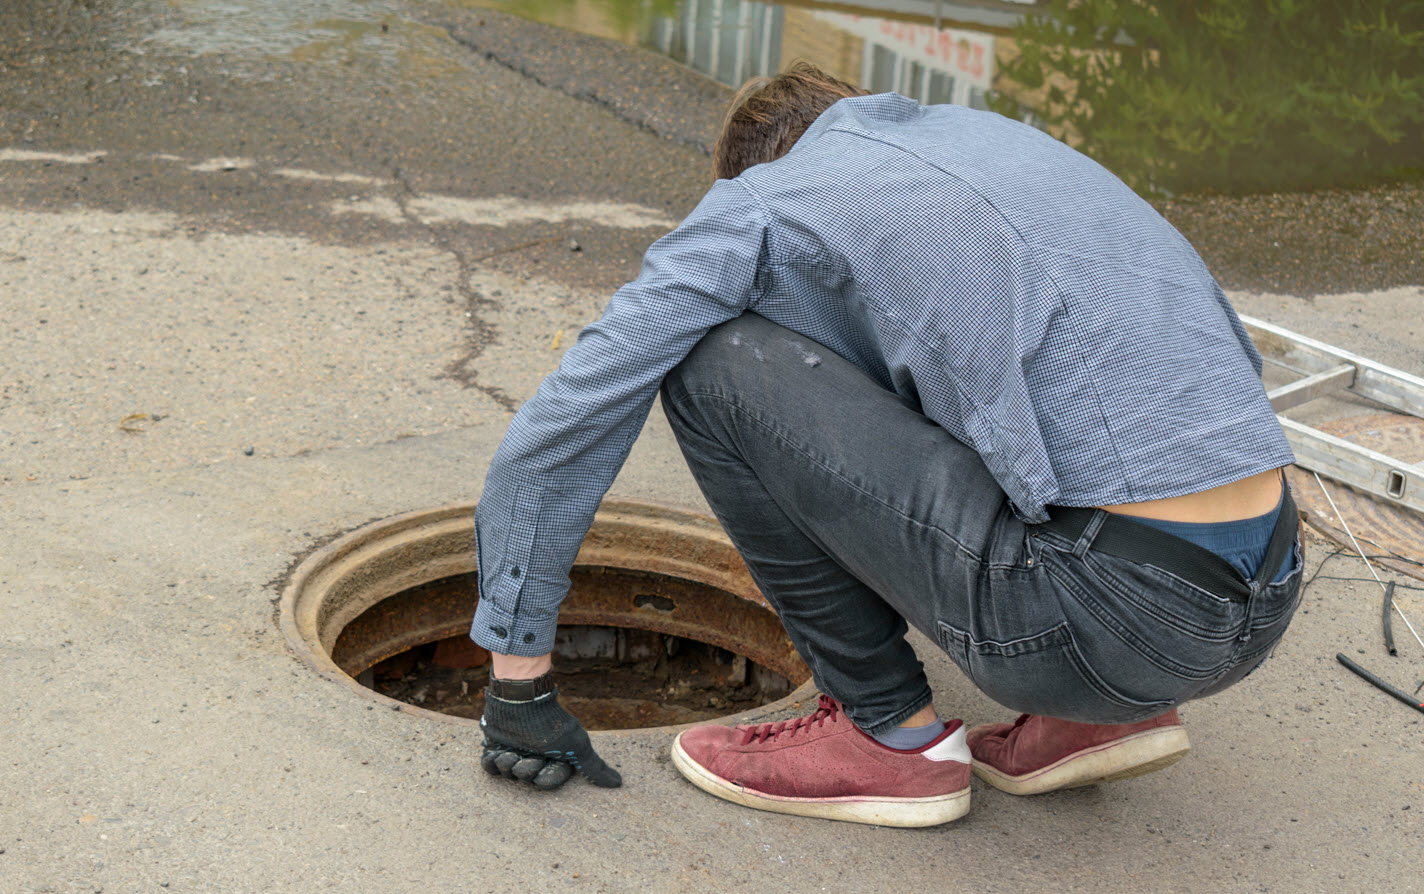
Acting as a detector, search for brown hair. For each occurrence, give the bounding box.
[713,62,869,181]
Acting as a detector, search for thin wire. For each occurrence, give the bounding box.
[1302,546,1350,591]
[1313,471,1424,654]
[1310,575,1424,589]
[1311,576,1424,592]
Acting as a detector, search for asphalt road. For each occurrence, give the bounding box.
[2,0,726,480]
[2,2,1421,892]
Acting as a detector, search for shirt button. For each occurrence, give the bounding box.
[491,626,508,638]
[510,566,522,578]
[523,632,536,644]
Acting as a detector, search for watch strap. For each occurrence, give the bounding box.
[487,670,556,702]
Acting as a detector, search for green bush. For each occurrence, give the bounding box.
[992,0,1424,194]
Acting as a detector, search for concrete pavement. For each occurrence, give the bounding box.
[2,1,1421,891]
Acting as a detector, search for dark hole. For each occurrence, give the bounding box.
[330,566,810,730]
[633,593,676,612]
[357,626,794,730]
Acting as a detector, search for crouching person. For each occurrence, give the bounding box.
[473,64,1302,827]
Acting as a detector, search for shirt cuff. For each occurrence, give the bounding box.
[470,597,557,656]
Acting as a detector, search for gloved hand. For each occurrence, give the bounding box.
[480,686,622,790]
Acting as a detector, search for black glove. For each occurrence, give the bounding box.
[480,687,622,790]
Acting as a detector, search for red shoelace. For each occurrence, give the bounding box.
[739,695,842,745]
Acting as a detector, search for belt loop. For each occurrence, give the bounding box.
[1072,510,1109,558]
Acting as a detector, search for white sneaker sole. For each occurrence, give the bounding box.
[670,731,972,828]
[972,725,1191,796]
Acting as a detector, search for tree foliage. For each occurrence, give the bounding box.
[992,1,1424,194]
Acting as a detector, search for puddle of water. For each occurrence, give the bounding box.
[458,0,1029,106]
[142,0,1024,108]
[143,0,463,80]
[145,0,398,57]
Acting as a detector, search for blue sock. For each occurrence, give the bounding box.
[871,718,946,751]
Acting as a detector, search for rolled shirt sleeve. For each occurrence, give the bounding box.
[472,179,771,655]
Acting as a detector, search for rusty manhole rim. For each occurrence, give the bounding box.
[279,498,817,735]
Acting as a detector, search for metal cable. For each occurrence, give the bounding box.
[1314,471,1424,654]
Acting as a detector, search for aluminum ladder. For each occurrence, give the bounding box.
[1242,315,1424,514]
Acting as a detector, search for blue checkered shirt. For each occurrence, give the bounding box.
[472,94,1294,655]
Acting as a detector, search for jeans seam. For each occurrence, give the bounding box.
[1079,553,1237,639]
[1061,635,1174,711]
[1042,551,1227,680]
[858,687,936,737]
[669,387,988,564]
[1037,531,1239,639]
[1039,532,1237,634]
[941,617,1173,713]
[942,620,1071,657]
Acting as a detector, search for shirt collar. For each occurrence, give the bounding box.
[800,92,925,145]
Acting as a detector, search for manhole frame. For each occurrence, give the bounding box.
[280,498,818,733]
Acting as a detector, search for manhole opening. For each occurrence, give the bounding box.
[281,501,817,733]
[333,570,798,730]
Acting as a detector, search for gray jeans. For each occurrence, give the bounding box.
[659,313,1302,735]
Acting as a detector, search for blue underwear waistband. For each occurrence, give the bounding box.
[1131,491,1294,583]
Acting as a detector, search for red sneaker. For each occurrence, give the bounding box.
[967,710,1190,795]
[671,696,972,827]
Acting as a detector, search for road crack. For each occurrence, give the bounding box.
[388,162,518,413]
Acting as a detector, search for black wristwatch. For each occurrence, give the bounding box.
[487,671,557,702]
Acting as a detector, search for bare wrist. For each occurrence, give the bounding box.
[490,652,552,680]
